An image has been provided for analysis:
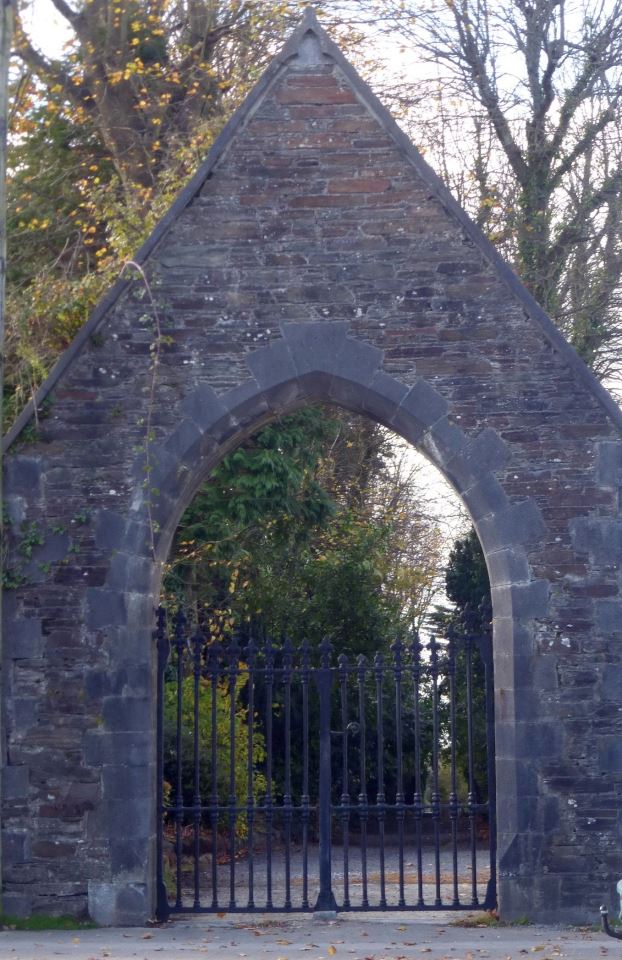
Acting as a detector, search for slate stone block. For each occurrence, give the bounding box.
[181,381,228,430]
[465,427,510,473]
[1,765,30,800]
[5,456,43,495]
[102,696,150,732]
[595,599,622,633]
[491,578,550,621]
[2,829,28,864]
[597,440,622,487]
[247,338,297,387]
[86,589,127,629]
[5,618,43,660]
[84,731,152,767]
[602,667,622,701]
[281,320,348,374]
[221,378,269,427]
[163,417,202,461]
[422,417,466,466]
[102,765,152,800]
[94,510,127,551]
[0,891,32,919]
[599,738,622,773]
[478,498,545,552]
[462,474,510,522]
[12,697,39,733]
[398,378,448,428]
[484,547,529,586]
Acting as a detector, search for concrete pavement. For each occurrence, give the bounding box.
[0,912,614,960]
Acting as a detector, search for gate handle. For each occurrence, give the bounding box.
[330,722,360,736]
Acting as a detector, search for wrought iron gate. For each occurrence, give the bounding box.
[155,609,497,917]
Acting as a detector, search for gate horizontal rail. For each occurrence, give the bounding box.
[156,609,497,917]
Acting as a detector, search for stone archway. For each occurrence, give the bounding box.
[3,9,622,925]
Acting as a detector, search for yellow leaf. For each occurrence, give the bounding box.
[328,948,337,956]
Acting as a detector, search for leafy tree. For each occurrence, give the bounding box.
[163,668,267,838]
[445,526,492,636]
[5,0,310,422]
[435,527,492,802]
[164,406,444,656]
[342,0,622,381]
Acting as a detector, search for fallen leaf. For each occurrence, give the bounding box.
[276,940,292,945]
[328,948,337,956]
[141,933,153,940]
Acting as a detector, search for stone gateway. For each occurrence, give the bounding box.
[2,10,621,925]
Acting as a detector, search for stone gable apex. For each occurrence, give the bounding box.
[4,7,622,451]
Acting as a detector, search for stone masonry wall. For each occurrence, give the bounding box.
[2,19,621,924]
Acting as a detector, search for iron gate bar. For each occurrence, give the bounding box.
[411,635,424,908]
[301,639,310,910]
[192,629,202,909]
[430,637,442,908]
[208,642,218,908]
[448,633,459,907]
[338,653,350,909]
[155,608,170,921]
[246,636,256,909]
[315,638,338,912]
[173,610,185,912]
[374,651,387,909]
[357,653,369,909]
[465,634,479,907]
[283,637,293,911]
[392,640,406,909]
[476,631,498,911]
[156,610,497,917]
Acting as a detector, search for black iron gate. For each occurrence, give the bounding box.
[155,609,497,917]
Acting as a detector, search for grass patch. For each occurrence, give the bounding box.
[451,911,531,928]
[0,913,97,931]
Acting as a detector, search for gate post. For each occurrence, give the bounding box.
[314,638,338,913]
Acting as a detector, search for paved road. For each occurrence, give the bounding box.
[0,912,612,960]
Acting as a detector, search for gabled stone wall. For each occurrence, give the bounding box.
[2,14,621,924]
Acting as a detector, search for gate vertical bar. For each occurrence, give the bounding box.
[314,638,337,913]
[448,632,460,906]
[479,632,497,910]
[173,609,186,911]
[208,642,219,909]
[357,654,369,909]
[246,635,256,909]
[264,634,274,910]
[283,637,294,910]
[155,607,170,921]
[430,636,442,908]
[300,640,311,910]
[374,651,387,909]
[391,639,406,908]
[191,628,203,910]
[228,633,240,910]
[410,634,424,907]
[465,635,479,907]
[338,653,351,909]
